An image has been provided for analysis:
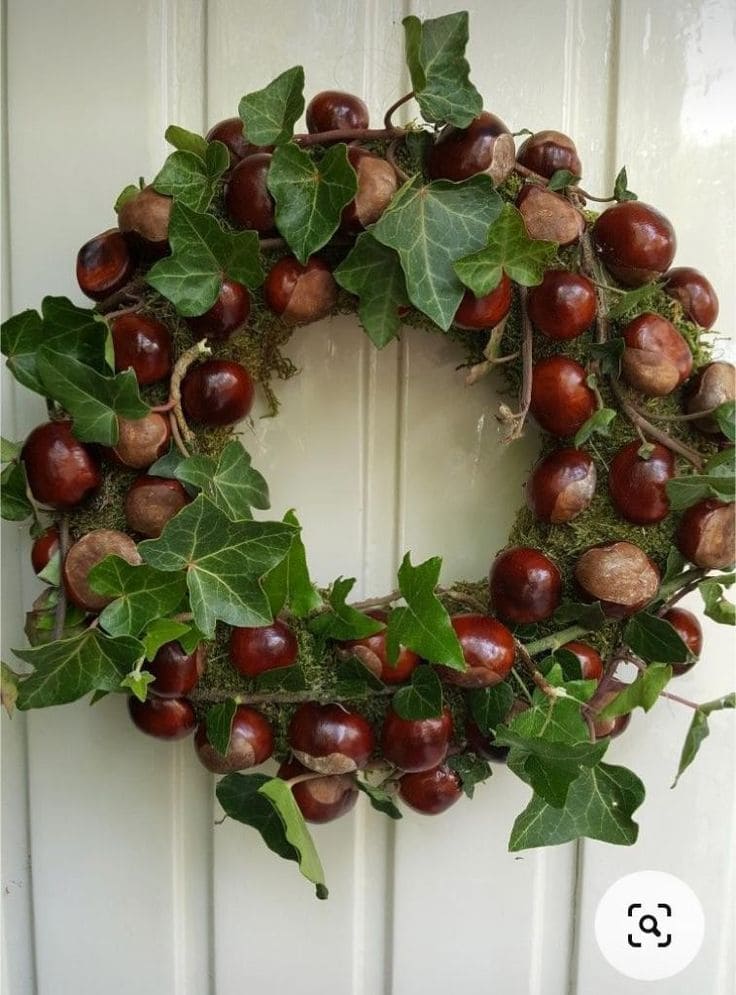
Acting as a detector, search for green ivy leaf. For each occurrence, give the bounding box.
[333,655,385,698]
[206,698,238,756]
[356,780,402,820]
[308,577,384,643]
[139,495,297,638]
[333,233,410,348]
[262,510,321,618]
[590,339,625,377]
[705,447,735,478]
[624,612,689,664]
[402,12,482,127]
[713,401,735,441]
[386,554,465,669]
[392,665,443,720]
[254,664,308,693]
[147,202,264,317]
[468,681,515,736]
[509,762,646,850]
[148,445,188,482]
[120,669,155,702]
[238,66,305,147]
[599,664,672,718]
[0,437,21,463]
[165,124,209,158]
[454,203,557,296]
[573,407,617,447]
[446,753,492,798]
[553,600,607,630]
[542,647,585,681]
[666,472,736,510]
[1,462,32,521]
[37,550,61,587]
[114,184,140,213]
[88,556,188,638]
[153,142,229,211]
[24,593,87,647]
[547,169,579,191]
[371,175,502,331]
[662,548,688,586]
[141,618,193,660]
[699,577,736,625]
[14,630,144,710]
[672,693,735,787]
[613,166,638,202]
[174,440,270,521]
[607,283,660,320]
[1,662,19,716]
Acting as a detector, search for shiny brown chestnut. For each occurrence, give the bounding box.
[341,147,398,230]
[664,267,719,329]
[111,413,171,470]
[676,499,735,570]
[516,185,585,246]
[621,313,693,397]
[181,359,255,427]
[427,110,515,186]
[128,696,196,740]
[592,202,676,287]
[263,256,338,325]
[229,620,299,678]
[224,153,275,233]
[435,614,515,688]
[574,541,660,618]
[185,280,251,340]
[662,607,703,676]
[76,229,136,301]
[560,640,604,680]
[526,270,596,340]
[195,705,274,773]
[453,273,512,330]
[685,362,736,434]
[338,610,419,685]
[490,547,562,624]
[398,764,463,815]
[530,357,597,437]
[117,186,172,257]
[31,526,61,576]
[381,706,453,773]
[288,702,375,774]
[277,758,358,824]
[111,314,173,385]
[148,640,205,699]
[205,117,273,165]
[306,90,369,133]
[526,447,597,524]
[609,441,675,525]
[22,421,101,510]
[63,529,142,612]
[517,129,582,179]
[124,476,191,538]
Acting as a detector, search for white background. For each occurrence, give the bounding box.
[1,1,734,993]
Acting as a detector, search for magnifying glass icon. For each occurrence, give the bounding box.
[639,914,661,937]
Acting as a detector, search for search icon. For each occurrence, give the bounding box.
[639,914,661,937]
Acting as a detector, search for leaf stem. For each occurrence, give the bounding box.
[659,689,699,710]
[514,639,559,699]
[523,624,590,656]
[51,516,70,641]
[383,91,415,129]
[656,569,707,612]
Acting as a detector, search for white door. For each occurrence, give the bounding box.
[2,2,734,993]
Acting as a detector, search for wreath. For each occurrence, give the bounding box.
[1,10,734,900]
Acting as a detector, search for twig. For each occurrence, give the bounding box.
[95,278,147,315]
[499,288,533,440]
[514,639,560,699]
[350,590,400,611]
[384,91,414,129]
[523,625,591,656]
[609,379,705,469]
[294,126,407,148]
[259,237,287,251]
[576,189,616,204]
[656,569,707,613]
[101,299,144,321]
[51,516,70,641]
[169,338,211,445]
[464,318,517,385]
[192,687,395,707]
[169,412,190,459]
[385,139,410,183]
[513,162,547,185]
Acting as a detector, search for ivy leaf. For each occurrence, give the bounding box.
[120,669,155,702]
[454,203,557,296]
[238,66,305,147]
[402,12,482,128]
[1,662,19,716]
[553,600,607,630]
[37,550,61,587]
[371,175,502,331]
[153,142,229,212]
[624,612,689,664]
[174,439,270,522]
[333,656,385,698]
[599,664,672,718]
[165,124,209,158]
[573,407,617,447]
[446,753,492,799]
[254,664,308,693]
[333,233,410,348]
[14,630,144,710]
[88,556,188,638]
[590,339,625,377]
[613,166,638,202]
[356,780,402,820]
[705,447,736,478]
[607,283,660,320]
[713,401,735,442]
[217,772,328,898]
[1,437,21,463]
[1,462,32,521]
[509,666,595,745]
[267,143,357,264]
[509,762,646,850]
[262,510,322,618]
[666,473,736,510]
[141,618,193,660]
[699,577,736,625]
[392,665,443,720]
[468,682,514,736]
[662,548,688,586]
[206,698,238,756]
[542,647,585,681]
[672,693,735,787]
[148,445,188,481]
[114,184,139,212]
[147,202,264,317]
[386,554,465,669]
[139,495,297,638]
[308,577,384,643]
[547,169,579,191]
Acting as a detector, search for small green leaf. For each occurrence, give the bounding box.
[153,143,229,212]
[699,578,736,625]
[174,440,270,522]
[392,666,443,720]
[37,550,61,587]
[121,669,155,702]
[547,169,579,191]
[607,283,660,320]
[613,166,638,202]
[446,753,492,798]
[672,693,735,787]
[333,233,410,348]
[356,780,402,820]
[590,339,625,377]
[386,554,465,669]
[238,66,305,146]
[262,510,322,618]
[1,438,21,463]
[1,462,32,522]
[666,472,736,510]
[165,124,209,158]
[573,407,617,446]
[141,618,192,661]
[258,778,328,898]
[600,664,673,719]
[253,664,308,693]
[543,648,584,681]
[206,698,238,755]
[114,184,140,212]
[148,445,188,481]
[553,600,607,630]
[468,682,514,736]
[1,662,19,715]
[705,447,735,478]
[88,556,188,638]
[333,655,385,698]
[713,401,735,442]
[662,549,688,586]
[624,612,689,664]
[308,578,384,644]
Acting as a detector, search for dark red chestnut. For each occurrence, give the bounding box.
[205,117,273,165]
[117,186,172,257]
[305,90,369,133]
[527,270,596,340]
[195,705,274,773]
[398,764,462,815]
[31,526,60,576]
[224,153,275,233]
[277,758,358,824]
[526,447,596,524]
[516,185,585,246]
[664,267,719,329]
[181,359,254,427]
[22,421,101,509]
[489,547,562,624]
[341,147,398,230]
[128,696,196,740]
[381,706,453,773]
[517,130,582,179]
[229,620,299,678]
[434,614,515,688]
[111,413,171,470]
[621,313,693,397]
[263,256,338,325]
[76,229,136,301]
[148,640,206,698]
[185,280,250,340]
[63,529,142,612]
[338,610,418,685]
[288,702,375,774]
[685,362,736,434]
[592,202,676,287]
[677,499,734,570]
[453,274,512,330]
[574,541,660,617]
[124,476,190,538]
[560,640,604,680]
[609,441,675,525]
[530,357,597,437]
[427,111,515,186]
[111,314,173,385]
[662,607,702,676]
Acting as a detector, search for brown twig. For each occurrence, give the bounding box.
[294,126,407,148]
[259,237,288,251]
[350,590,401,611]
[95,278,147,315]
[169,338,211,446]
[499,287,533,441]
[384,91,414,129]
[513,162,547,185]
[193,687,395,707]
[51,516,70,641]
[514,639,559,699]
[168,412,190,459]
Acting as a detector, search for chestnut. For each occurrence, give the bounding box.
[664,267,719,329]
[124,475,190,538]
[287,702,374,774]
[589,681,632,740]
[128,695,195,740]
[117,186,172,257]
[31,526,60,576]
[426,110,515,186]
[574,541,660,617]
[338,610,418,685]
[181,359,254,427]
[685,362,736,434]
[76,229,136,301]
[453,274,512,330]
[621,313,693,397]
[111,412,170,469]
[148,640,205,698]
[608,441,675,525]
[229,620,299,678]
[381,706,453,773]
[676,499,735,570]
[516,184,585,246]
[526,270,596,340]
[517,129,582,179]
[592,202,676,287]
[341,147,398,230]
[434,613,515,688]
[195,705,274,773]
[205,117,273,165]
[224,153,275,233]
[263,256,338,325]
[277,758,358,824]
[63,529,142,612]
[530,357,597,437]
[489,547,562,624]
[526,447,596,524]
[662,607,702,676]
[305,90,369,133]
[22,421,101,509]
[560,640,604,680]
[111,314,173,385]
[398,764,462,815]
[184,280,250,340]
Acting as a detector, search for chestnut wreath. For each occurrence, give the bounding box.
[2,11,734,899]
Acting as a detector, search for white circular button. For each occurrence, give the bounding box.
[594,870,705,981]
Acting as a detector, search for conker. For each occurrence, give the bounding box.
[426,111,515,186]
[676,499,734,570]
[685,362,736,434]
[517,129,582,179]
[195,705,274,773]
[560,640,603,680]
[453,274,512,330]
[588,680,631,740]
[181,359,254,427]
[662,607,702,676]
[117,186,172,257]
[516,184,585,246]
[287,702,375,774]
[434,613,515,689]
[489,547,562,624]
[305,90,369,133]
[205,117,273,165]
[111,313,173,385]
[341,147,398,230]
[224,153,275,233]
[381,706,453,773]
[277,758,358,824]
[22,421,101,509]
[574,541,660,617]
[398,764,462,815]
[609,441,675,525]
[229,620,298,678]
[664,267,719,329]
[185,280,250,340]
[124,475,190,538]
[621,313,693,397]
[592,202,676,286]
[148,640,205,698]
[338,610,418,685]
[128,696,195,740]
[63,529,141,612]
[263,256,338,325]
[76,229,136,301]
[530,357,597,437]
[526,270,596,340]
[111,412,170,469]
[526,447,596,524]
